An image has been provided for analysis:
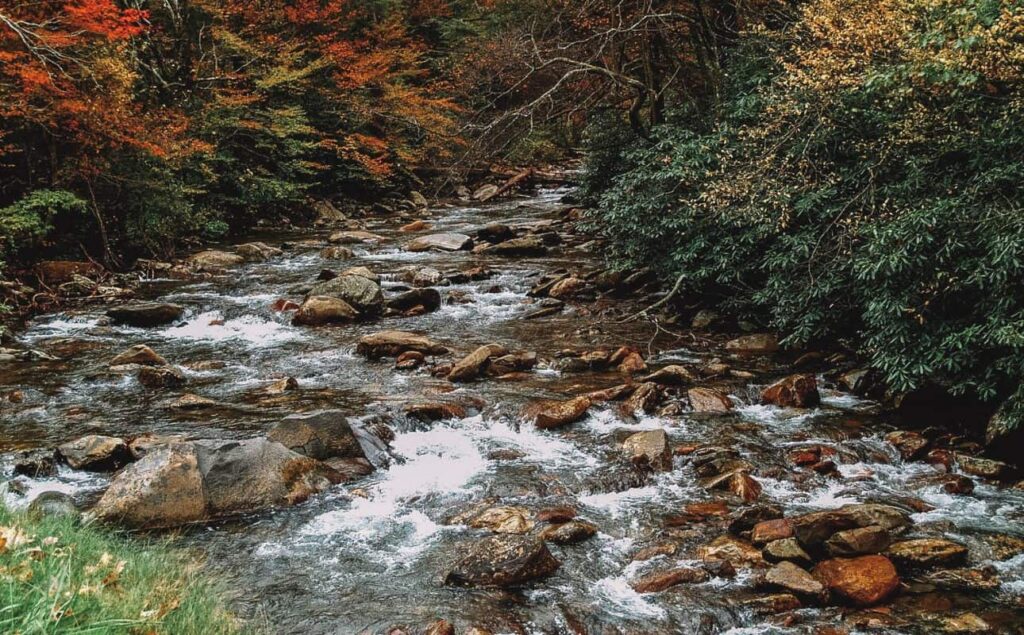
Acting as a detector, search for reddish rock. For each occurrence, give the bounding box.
[621,382,661,414]
[395,350,425,370]
[761,374,820,408]
[751,519,795,546]
[812,555,900,606]
[537,506,576,523]
[885,430,931,461]
[631,567,709,593]
[527,396,591,430]
[725,333,779,354]
[705,470,762,502]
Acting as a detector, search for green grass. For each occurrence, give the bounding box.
[0,504,241,634]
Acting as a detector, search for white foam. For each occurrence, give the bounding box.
[157,311,302,345]
[591,575,668,620]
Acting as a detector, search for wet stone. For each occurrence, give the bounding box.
[443,535,560,588]
[826,525,893,557]
[886,538,969,570]
[57,435,131,472]
[631,567,710,593]
[539,521,597,545]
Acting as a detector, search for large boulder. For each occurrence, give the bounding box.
[761,374,820,408]
[689,387,733,413]
[812,555,900,607]
[27,491,81,520]
[406,233,473,252]
[92,439,340,528]
[355,331,448,359]
[444,535,560,588]
[448,344,507,382]
[106,303,184,327]
[308,274,384,315]
[57,435,131,472]
[292,296,360,326]
[268,410,365,461]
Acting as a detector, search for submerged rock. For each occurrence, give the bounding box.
[106,303,184,327]
[92,438,340,528]
[444,535,560,588]
[13,450,57,478]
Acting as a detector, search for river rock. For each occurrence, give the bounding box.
[488,352,537,376]
[269,410,365,461]
[631,567,709,593]
[791,504,911,550]
[926,565,1001,592]
[35,260,102,284]
[763,561,827,602]
[13,450,57,478]
[329,230,383,244]
[110,344,168,367]
[548,277,586,300]
[812,555,900,606]
[292,296,360,326]
[763,538,813,567]
[730,505,785,534]
[642,365,699,385]
[539,521,597,545]
[484,236,547,257]
[751,519,795,545]
[704,470,762,502]
[826,525,892,556]
[527,396,591,429]
[92,439,340,528]
[406,233,473,252]
[476,223,514,244]
[622,382,661,414]
[424,620,454,635]
[356,331,448,359]
[444,535,560,588]
[404,402,468,421]
[387,288,442,314]
[886,430,931,461]
[742,594,802,615]
[236,242,282,261]
[622,429,672,472]
[688,387,733,413]
[472,184,499,201]
[468,506,535,534]
[320,246,354,260]
[308,274,384,315]
[106,303,184,327]
[697,535,765,567]
[27,491,80,520]
[188,250,244,270]
[886,538,968,569]
[400,220,431,233]
[58,435,131,471]
[137,365,186,389]
[725,333,779,354]
[956,454,1012,480]
[761,374,820,408]
[449,344,507,382]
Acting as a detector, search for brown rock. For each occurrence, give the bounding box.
[548,277,586,300]
[697,535,765,567]
[622,429,672,472]
[292,296,360,326]
[400,220,431,232]
[617,351,647,374]
[187,250,244,270]
[886,538,968,569]
[539,521,597,545]
[632,542,678,562]
[137,365,186,389]
[443,535,560,588]
[355,331,448,358]
[468,506,535,535]
[319,246,355,260]
[537,506,577,523]
[622,382,661,414]
[688,387,733,413]
[58,435,131,471]
[236,242,282,261]
[742,594,802,615]
[763,538,813,567]
[956,454,1012,480]
[725,333,779,354]
[268,410,364,461]
[751,519,795,546]
[395,351,425,370]
[812,555,900,607]
[449,344,507,382]
[641,365,699,385]
[631,567,710,593]
[764,561,827,601]
[527,396,591,429]
[110,344,167,367]
[405,402,468,422]
[704,470,762,502]
[761,374,820,408]
[825,525,892,556]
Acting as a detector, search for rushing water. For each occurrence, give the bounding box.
[2,189,1024,634]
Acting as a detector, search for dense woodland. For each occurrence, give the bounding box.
[1,0,1023,421]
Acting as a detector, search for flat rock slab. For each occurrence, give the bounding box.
[106,303,184,327]
[406,233,473,252]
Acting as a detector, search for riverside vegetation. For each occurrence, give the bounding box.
[1,0,1023,633]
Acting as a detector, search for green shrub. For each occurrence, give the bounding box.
[0,190,88,262]
[586,0,1024,406]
